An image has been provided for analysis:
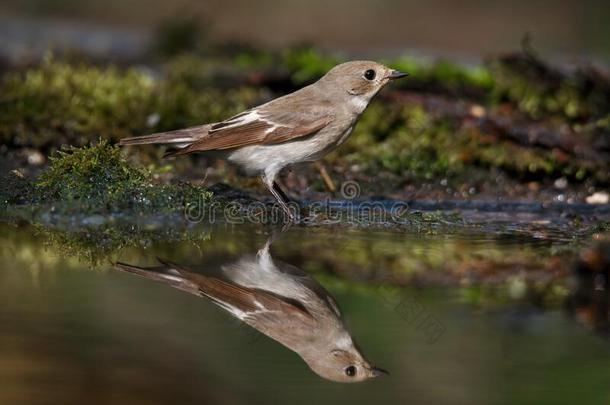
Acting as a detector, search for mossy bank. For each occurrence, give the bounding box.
[1,141,212,217]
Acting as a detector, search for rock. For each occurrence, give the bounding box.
[586,192,609,205]
[469,105,486,118]
[25,149,46,166]
[554,177,568,189]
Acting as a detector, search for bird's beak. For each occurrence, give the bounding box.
[388,70,409,80]
[370,366,390,377]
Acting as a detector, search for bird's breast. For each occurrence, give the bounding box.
[226,122,355,175]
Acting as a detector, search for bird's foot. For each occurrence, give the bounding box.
[274,200,299,223]
[262,178,301,224]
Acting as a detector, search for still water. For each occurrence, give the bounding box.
[0,222,608,404]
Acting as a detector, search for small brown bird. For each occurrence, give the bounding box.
[115,237,387,382]
[120,61,407,218]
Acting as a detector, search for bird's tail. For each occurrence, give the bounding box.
[118,125,210,147]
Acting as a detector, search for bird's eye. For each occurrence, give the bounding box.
[344,365,357,377]
[363,69,376,81]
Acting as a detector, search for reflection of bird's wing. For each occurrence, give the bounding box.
[221,256,308,300]
[222,245,342,318]
[274,260,342,318]
[189,272,315,324]
[120,258,316,326]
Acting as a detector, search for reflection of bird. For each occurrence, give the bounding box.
[119,61,407,219]
[115,238,387,382]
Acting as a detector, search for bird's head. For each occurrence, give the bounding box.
[319,60,408,111]
[304,345,388,383]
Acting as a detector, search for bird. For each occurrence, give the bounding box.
[114,236,388,382]
[119,61,408,219]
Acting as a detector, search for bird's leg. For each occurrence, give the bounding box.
[263,222,290,251]
[272,181,292,205]
[261,176,295,221]
[272,181,298,229]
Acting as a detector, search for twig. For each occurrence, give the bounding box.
[314,162,336,192]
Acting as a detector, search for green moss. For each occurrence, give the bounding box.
[35,140,212,214]
[277,49,495,97]
[161,54,262,88]
[0,51,605,190]
[329,101,604,183]
[153,82,258,132]
[233,51,275,70]
[486,53,610,121]
[388,56,494,98]
[337,104,460,179]
[281,46,342,85]
[155,58,262,131]
[0,57,156,148]
[35,222,211,266]
[588,222,610,235]
[0,57,263,149]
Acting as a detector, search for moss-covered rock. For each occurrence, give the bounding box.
[34,140,212,215]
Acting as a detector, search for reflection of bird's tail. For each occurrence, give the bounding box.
[114,259,262,319]
[114,261,200,296]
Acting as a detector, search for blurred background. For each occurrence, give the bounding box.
[2,0,610,61]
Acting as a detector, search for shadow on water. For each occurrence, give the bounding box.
[0,222,609,404]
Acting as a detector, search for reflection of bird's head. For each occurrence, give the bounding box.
[304,343,388,383]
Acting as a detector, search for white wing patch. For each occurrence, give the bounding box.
[211,109,279,134]
[264,125,278,134]
[205,297,248,320]
[222,110,261,128]
[200,289,275,322]
[165,137,196,143]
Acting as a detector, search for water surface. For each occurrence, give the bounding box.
[1,223,608,404]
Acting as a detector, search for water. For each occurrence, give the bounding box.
[1,222,608,404]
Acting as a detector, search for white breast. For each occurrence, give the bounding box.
[349,95,369,114]
[227,122,356,180]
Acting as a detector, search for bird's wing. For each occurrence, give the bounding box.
[170,100,335,155]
